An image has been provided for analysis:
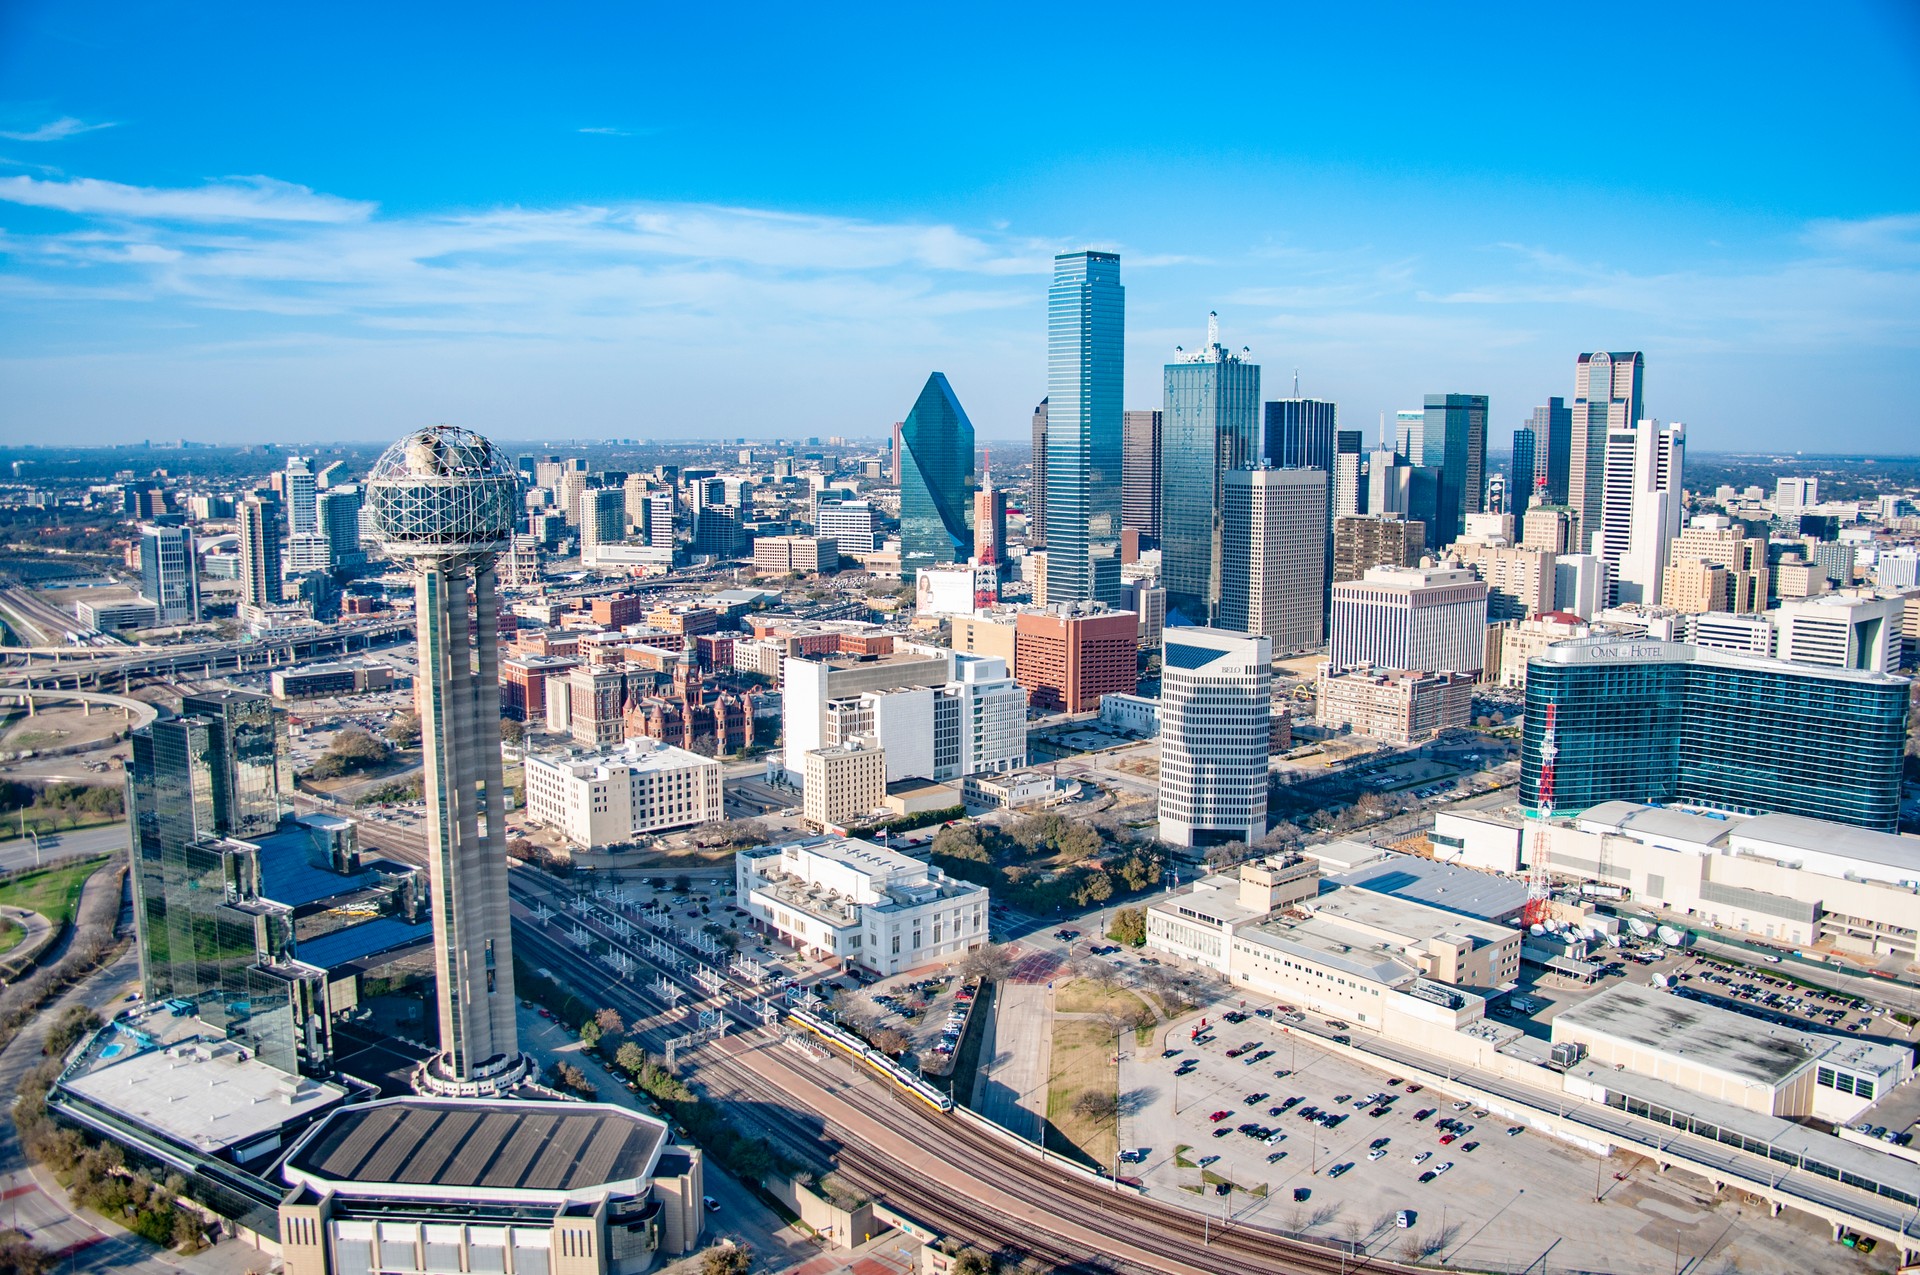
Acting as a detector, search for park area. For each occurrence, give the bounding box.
[929,812,1164,913]
[0,855,112,929]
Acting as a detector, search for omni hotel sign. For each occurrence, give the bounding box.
[1559,641,1697,660]
[1576,641,1684,663]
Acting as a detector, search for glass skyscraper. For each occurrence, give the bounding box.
[897,372,977,580]
[1529,397,1573,506]
[129,689,328,1076]
[1521,639,1909,832]
[1419,393,1487,549]
[1045,251,1124,606]
[1262,398,1336,471]
[1162,315,1260,624]
[1510,426,1537,513]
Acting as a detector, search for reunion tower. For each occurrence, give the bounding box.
[366,426,532,1097]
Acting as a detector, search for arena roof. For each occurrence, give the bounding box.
[284,1098,667,1199]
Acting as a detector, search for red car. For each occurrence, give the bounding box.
[1209,1110,1233,1122]
[1438,1134,1457,1145]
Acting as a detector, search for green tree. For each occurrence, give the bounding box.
[594,1007,625,1034]
[385,711,422,748]
[615,1041,646,1075]
[701,1244,752,1275]
[1107,906,1147,948]
[579,1020,603,1050]
[500,719,526,747]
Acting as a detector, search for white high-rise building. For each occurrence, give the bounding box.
[283,456,319,537]
[1393,409,1424,461]
[1220,466,1326,652]
[816,499,882,554]
[136,523,199,625]
[523,738,724,849]
[1329,563,1488,675]
[1775,477,1819,511]
[1597,419,1685,605]
[1158,627,1271,849]
[317,485,365,569]
[934,654,1028,781]
[1773,594,1903,673]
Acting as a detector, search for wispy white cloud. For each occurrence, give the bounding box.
[578,126,632,136]
[0,174,374,222]
[0,116,115,142]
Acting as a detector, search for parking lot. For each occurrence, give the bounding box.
[1117,1006,1891,1274]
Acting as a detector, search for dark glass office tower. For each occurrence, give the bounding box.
[1163,316,1260,623]
[1420,393,1488,548]
[1521,639,1909,831]
[1510,427,1537,513]
[897,372,978,580]
[1046,252,1124,605]
[1262,398,1337,471]
[1121,409,1162,542]
[1029,398,1048,548]
[1529,397,1573,506]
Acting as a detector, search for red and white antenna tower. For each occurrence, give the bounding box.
[1522,702,1557,928]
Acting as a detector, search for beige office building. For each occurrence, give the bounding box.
[1315,665,1473,743]
[802,743,887,830]
[1334,515,1424,583]
[1521,506,1572,554]
[1663,514,1767,613]
[1447,540,1555,620]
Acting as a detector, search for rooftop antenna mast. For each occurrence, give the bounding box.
[1294,369,1300,397]
[1207,311,1219,350]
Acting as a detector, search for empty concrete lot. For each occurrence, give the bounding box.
[1117,1013,1889,1274]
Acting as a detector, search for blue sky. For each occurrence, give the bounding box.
[2,2,1917,451]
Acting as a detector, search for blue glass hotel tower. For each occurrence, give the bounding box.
[1522,638,1909,832]
[897,372,977,580]
[1046,251,1124,606]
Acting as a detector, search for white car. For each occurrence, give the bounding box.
[1411,1151,1431,1164]
[1434,1161,1454,1174]
[1368,1149,1386,1161]
[1397,1210,1414,1228]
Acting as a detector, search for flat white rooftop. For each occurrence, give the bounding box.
[529,738,717,778]
[1311,882,1515,947]
[61,1034,349,1154]
[1552,984,1820,1088]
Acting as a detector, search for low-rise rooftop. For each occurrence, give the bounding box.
[1552,984,1821,1088]
[1335,854,1529,923]
[1310,882,1515,947]
[59,1033,351,1156]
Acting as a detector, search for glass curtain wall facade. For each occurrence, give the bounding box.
[1045,252,1124,606]
[1530,398,1573,506]
[1510,428,1536,513]
[1121,409,1162,541]
[128,689,321,1075]
[1521,641,1908,831]
[1419,394,1487,550]
[898,372,977,580]
[1262,398,1337,471]
[1162,329,1260,624]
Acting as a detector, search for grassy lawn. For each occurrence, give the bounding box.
[1044,1017,1118,1170]
[1054,979,1148,1016]
[0,855,111,928]
[0,916,22,955]
[0,811,123,843]
[1172,1144,1196,1168]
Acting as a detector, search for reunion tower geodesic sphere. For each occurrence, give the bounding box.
[364,425,519,565]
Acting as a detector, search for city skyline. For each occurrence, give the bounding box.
[1,6,1916,451]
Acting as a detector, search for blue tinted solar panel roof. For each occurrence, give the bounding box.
[1164,641,1225,670]
[296,917,431,969]
[255,827,378,909]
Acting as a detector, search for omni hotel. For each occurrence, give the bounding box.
[1521,638,1909,832]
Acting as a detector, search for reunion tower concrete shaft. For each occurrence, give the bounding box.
[366,425,530,1096]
